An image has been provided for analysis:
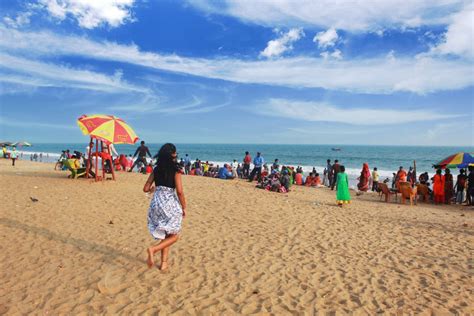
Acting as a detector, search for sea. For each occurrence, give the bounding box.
[15,143,471,187]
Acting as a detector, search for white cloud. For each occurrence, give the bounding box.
[431,5,474,58]
[3,12,32,28]
[0,53,149,94]
[108,95,230,114]
[0,26,473,94]
[38,0,136,29]
[188,0,467,32]
[255,98,462,125]
[313,28,338,48]
[260,28,304,58]
[321,49,342,60]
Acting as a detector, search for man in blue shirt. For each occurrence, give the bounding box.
[218,164,234,179]
[248,152,264,182]
[183,154,191,175]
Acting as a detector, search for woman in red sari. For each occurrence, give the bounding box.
[357,163,370,192]
[357,163,371,192]
[432,169,445,204]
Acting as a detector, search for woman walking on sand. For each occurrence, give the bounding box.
[336,165,351,207]
[144,143,186,271]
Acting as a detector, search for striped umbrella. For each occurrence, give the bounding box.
[77,114,139,144]
[433,152,474,169]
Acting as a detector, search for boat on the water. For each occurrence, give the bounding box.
[331,148,342,151]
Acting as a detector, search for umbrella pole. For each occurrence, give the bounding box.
[108,145,116,181]
[101,141,105,181]
[95,139,99,182]
[86,137,92,179]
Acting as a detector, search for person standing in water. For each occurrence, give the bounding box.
[130,141,152,173]
[144,143,186,271]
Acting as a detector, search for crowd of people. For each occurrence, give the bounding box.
[6,141,473,206]
[352,162,473,206]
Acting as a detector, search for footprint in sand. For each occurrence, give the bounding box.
[97,266,129,295]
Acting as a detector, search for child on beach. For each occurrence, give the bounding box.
[336,165,351,207]
[144,143,186,271]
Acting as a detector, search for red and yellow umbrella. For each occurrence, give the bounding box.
[77,114,139,144]
[433,152,474,169]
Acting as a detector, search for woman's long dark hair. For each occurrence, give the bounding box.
[155,143,179,176]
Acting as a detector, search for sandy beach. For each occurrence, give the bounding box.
[1,159,473,314]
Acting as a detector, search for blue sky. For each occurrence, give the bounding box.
[0,0,472,146]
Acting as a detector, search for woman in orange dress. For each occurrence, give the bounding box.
[432,169,445,204]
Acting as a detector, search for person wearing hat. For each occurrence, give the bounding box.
[10,146,18,166]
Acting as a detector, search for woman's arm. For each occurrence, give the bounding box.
[175,172,187,215]
[143,172,154,193]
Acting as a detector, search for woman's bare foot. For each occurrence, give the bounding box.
[146,248,154,268]
[159,261,168,271]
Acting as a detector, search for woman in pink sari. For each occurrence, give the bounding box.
[357,163,371,192]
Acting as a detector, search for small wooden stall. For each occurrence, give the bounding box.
[77,114,139,182]
[86,137,116,181]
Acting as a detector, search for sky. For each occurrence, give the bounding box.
[0,0,473,146]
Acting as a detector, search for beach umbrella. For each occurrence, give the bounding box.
[433,152,474,169]
[77,114,139,144]
[12,141,32,147]
[0,141,12,146]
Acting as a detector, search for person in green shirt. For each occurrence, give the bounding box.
[336,165,351,207]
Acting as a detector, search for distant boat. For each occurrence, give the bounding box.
[331,148,342,151]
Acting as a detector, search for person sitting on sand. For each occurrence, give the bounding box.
[305,172,315,186]
[144,143,186,271]
[313,173,322,187]
[218,164,235,179]
[432,169,445,205]
[272,159,280,172]
[280,169,291,192]
[336,165,351,207]
[146,162,153,174]
[419,172,429,185]
[295,170,303,185]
